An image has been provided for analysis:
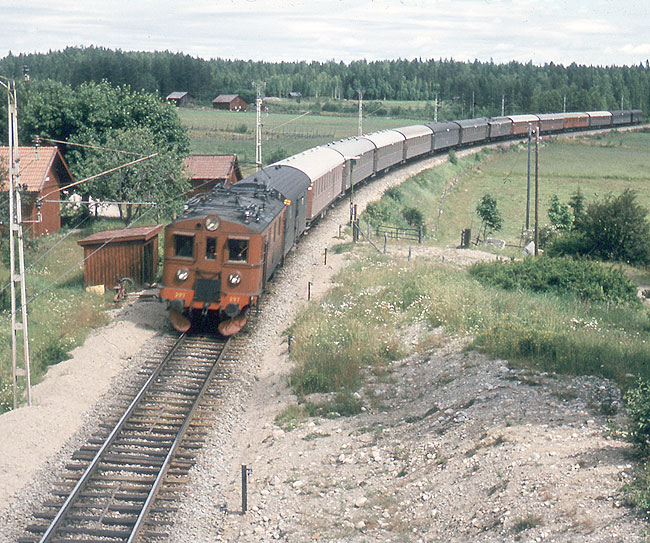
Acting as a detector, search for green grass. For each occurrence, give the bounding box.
[0,217,160,412]
[287,254,650,400]
[356,131,650,249]
[178,107,430,175]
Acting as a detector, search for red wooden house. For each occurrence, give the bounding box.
[212,94,248,111]
[183,154,242,196]
[0,146,73,237]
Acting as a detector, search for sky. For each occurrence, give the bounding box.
[1,0,648,67]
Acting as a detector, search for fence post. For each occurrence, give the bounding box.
[408,246,412,262]
[384,233,387,254]
[242,465,252,514]
[418,225,423,244]
[324,248,327,266]
[308,281,312,300]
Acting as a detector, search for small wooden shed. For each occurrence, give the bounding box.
[78,225,163,288]
[166,91,192,107]
[212,94,248,111]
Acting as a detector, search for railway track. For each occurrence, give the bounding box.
[21,331,232,543]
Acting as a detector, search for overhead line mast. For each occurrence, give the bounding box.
[1,76,32,408]
[253,81,265,171]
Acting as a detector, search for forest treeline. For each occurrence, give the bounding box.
[0,46,649,117]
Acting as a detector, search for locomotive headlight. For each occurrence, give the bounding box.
[176,268,190,282]
[205,216,219,231]
[228,272,242,287]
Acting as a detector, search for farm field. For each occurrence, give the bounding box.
[178,107,429,175]
[377,129,650,248]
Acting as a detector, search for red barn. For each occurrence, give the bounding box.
[212,94,248,111]
[0,146,73,237]
[183,154,242,196]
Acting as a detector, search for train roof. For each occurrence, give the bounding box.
[454,118,489,128]
[392,125,433,138]
[425,121,460,133]
[242,164,311,202]
[506,114,540,123]
[176,181,286,233]
[363,130,406,147]
[325,136,376,157]
[275,146,344,181]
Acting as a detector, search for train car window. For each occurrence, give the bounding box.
[205,237,217,260]
[174,234,194,258]
[228,238,249,262]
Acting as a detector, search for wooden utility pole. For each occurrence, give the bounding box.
[526,123,532,230]
[534,128,540,257]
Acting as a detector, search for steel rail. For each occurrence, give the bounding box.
[39,332,187,543]
[128,336,230,542]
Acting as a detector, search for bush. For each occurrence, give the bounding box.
[545,231,591,257]
[448,149,458,165]
[626,378,650,453]
[468,256,638,305]
[576,189,650,265]
[402,207,425,230]
[384,186,403,202]
[233,123,248,134]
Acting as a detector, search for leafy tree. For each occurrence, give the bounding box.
[576,189,650,264]
[547,194,573,231]
[73,128,189,225]
[568,187,586,229]
[476,194,503,241]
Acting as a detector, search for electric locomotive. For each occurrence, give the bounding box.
[160,165,311,335]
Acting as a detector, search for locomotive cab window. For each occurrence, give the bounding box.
[174,234,194,258]
[227,238,249,262]
[205,237,217,260]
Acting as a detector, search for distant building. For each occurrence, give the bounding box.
[0,146,73,237]
[212,94,248,111]
[166,91,192,107]
[288,91,302,99]
[183,154,242,196]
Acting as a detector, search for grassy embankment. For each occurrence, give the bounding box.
[282,130,650,420]
[0,218,158,412]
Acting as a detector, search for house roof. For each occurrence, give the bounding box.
[212,94,241,103]
[0,146,73,193]
[184,154,240,180]
[166,91,190,100]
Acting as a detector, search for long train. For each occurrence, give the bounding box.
[160,108,643,334]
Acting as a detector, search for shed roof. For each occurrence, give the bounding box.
[78,225,163,246]
[0,146,73,192]
[166,91,190,100]
[184,154,239,180]
[213,94,241,103]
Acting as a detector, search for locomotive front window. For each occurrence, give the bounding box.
[228,238,248,262]
[206,237,217,260]
[174,234,194,258]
